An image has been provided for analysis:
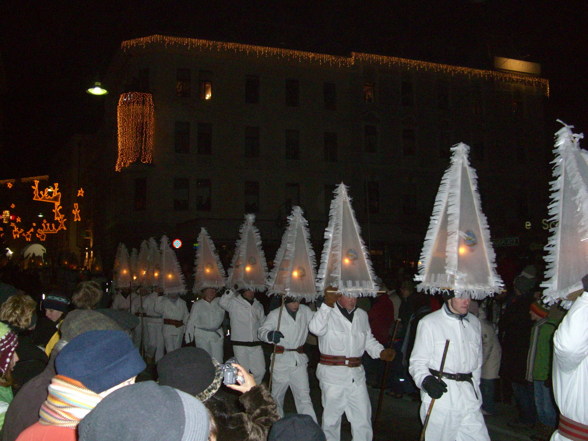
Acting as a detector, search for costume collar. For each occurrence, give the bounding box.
[443,302,469,322]
[336,302,356,323]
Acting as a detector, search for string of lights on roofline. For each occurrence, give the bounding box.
[121,35,550,96]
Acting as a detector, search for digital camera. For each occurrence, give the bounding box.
[221,357,244,385]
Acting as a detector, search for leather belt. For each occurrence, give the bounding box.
[232,340,262,347]
[430,369,477,398]
[275,345,305,354]
[319,354,361,367]
[135,313,161,319]
[558,415,588,441]
[163,318,184,328]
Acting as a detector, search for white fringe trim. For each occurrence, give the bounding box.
[193,228,227,292]
[159,235,186,295]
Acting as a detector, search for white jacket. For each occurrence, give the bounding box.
[219,292,265,342]
[309,303,383,383]
[551,292,588,441]
[154,296,189,323]
[409,304,483,411]
[186,297,225,338]
[258,304,314,366]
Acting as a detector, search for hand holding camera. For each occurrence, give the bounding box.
[223,361,256,394]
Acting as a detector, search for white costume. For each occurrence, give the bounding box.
[219,291,266,383]
[154,296,189,354]
[550,292,588,441]
[111,292,132,311]
[141,291,164,361]
[409,304,490,441]
[185,297,225,363]
[130,293,147,349]
[308,302,383,441]
[258,304,317,422]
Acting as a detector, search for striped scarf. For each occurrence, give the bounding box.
[39,375,102,428]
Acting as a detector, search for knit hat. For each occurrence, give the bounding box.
[157,347,223,401]
[60,310,122,342]
[268,414,326,441]
[95,308,139,331]
[55,330,146,393]
[0,322,17,376]
[43,294,70,312]
[78,381,210,441]
[529,300,549,319]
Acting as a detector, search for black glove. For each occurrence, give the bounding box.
[422,375,447,399]
[268,331,284,344]
[582,274,588,292]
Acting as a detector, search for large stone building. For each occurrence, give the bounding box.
[85,35,550,274]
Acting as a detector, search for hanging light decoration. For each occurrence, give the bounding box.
[116,92,155,171]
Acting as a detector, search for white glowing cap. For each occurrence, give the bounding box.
[193,228,226,292]
[159,235,186,296]
[113,243,131,289]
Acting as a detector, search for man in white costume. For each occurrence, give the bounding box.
[409,294,490,441]
[258,297,317,422]
[219,288,266,383]
[154,292,189,354]
[549,276,588,441]
[136,288,164,362]
[185,287,225,363]
[111,287,132,311]
[308,290,395,441]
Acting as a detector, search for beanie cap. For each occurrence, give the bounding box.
[43,295,70,312]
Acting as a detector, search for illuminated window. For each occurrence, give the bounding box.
[173,178,189,211]
[134,178,146,211]
[175,121,190,153]
[199,70,213,100]
[323,82,336,110]
[176,68,191,97]
[245,126,260,158]
[244,181,259,213]
[197,123,212,155]
[285,79,299,107]
[365,181,380,214]
[245,75,259,103]
[324,132,338,162]
[401,79,413,106]
[364,125,378,153]
[363,82,375,103]
[196,179,211,211]
[285,129,300,160]
[285,183,300,211]
[402,129,416,156]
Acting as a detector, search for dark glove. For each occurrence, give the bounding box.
[582,274,588,292]
[422,375,447,399]
[268,331,284,344]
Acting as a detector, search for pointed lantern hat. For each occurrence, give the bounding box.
[113,243,131,290]
[159,235,186,296]
[316,183,379,297]
[129,247,139,286]
[541,123,588,307]
[147,237,161,289]
[267,206,318,301]
[136,240,151,288]
[193,228,226,293]
[227,214,268,292]
[415,143,503,299]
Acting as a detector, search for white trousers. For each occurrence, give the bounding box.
[144,319,164,362]
[271,358,317,422]
[419,402,490,441]
[194,329,224,363]
[320,377,372,441]
[163,325,184,354]
[233,345,266,384]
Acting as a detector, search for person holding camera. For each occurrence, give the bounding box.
[258,297,317,422]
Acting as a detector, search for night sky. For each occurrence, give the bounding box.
[1,0,587,177]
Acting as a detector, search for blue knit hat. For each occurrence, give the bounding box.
[78,381,210,441]
[55,330,145,393]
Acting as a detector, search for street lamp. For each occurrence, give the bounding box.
[86,81,108,96]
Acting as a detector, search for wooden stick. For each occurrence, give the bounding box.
[419,339,450,441]
[373,318,401,428]
[268,294,286,391]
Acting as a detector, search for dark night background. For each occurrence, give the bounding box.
[1,0,587,178]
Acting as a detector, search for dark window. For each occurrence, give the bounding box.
[364,125,378,153]
[402,194,416,215]
[402,129,416,156]
[245,75,259,104]
[173,178,189,211]
[175,121,190,153]
[363,82,375,103]
[244,181,259,213]
[176,68,191,97]
[285,79,299,107]
[516,143,527,164]
[324,132,338,162]
[285,130,300,160]
[138,68,150,92]
[323,82,337,110]
[196,179,211,211]
[437,80,449,110]
[245,126,260,158]
[365,181,380,214]
[401,80,413,106]
[199,70,212,100]
[197,123,212,155]
[134,178,146,211]
[285,183,300,211]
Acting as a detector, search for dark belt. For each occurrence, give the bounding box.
[319,354,361,367]
[275,345,305,354]
[135,313,161,319]
[558,414,588,441]
[163,319,184,328]
[430,369,477,398]
[232,340,262,347]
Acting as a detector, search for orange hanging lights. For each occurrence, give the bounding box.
[116,92,154,171]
